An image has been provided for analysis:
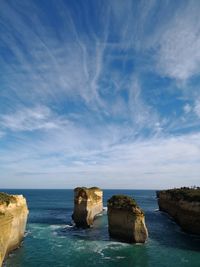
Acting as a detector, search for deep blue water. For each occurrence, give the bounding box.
[2,189,200,267]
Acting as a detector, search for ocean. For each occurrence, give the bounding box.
[2,189,200,267]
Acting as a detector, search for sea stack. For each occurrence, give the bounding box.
[107,195,148,243]
[157,187,200,235]
[0,192,29,267]
[72,187,103,227]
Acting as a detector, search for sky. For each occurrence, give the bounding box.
[0,0,200,189]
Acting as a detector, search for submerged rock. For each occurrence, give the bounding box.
[157,187,200,235]
[0,193,29,267]
[107,195,148,243]
[72,187,103,227]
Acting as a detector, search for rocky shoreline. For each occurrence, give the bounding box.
[157,188,200,235]
[2,186,199,266]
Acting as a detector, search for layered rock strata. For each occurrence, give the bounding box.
[107,195,148,243]
[72,187,103,227]
[157,188,200,235]
[0,193,29,267]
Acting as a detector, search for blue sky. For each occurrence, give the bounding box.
[0,0,200,189]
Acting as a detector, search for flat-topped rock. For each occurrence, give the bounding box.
[72,187,103,227]
[0,192,29,267]
[157,187,200,235]
[107,195,148,243]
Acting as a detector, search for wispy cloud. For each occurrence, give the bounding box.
[194,99,200,118]
[128,77,161,135]
[154,1,200,81]
[182,99,200,120]
[0,106,60,131]
[183,103,192,114]
[0,0,200,188]
[1,130,200,189]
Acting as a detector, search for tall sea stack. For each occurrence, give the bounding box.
[107,195,148,243]
[0,193,29,267]
[72,187,103,227]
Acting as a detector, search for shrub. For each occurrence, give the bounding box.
[107,195,138,210]
[0,192,16,206]
[159,187,200,202]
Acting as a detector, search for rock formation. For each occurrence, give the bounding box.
[0,193,29,267]
[157,188,200,235]
[72,187,103,227]
[107,195,148,243]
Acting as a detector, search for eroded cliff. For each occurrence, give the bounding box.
[0,193,29,267]
[107,195,148,243]
[72,187,103,227]
[157,188,200,235]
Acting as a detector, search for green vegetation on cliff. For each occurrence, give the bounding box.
[107,195,140,211]
[0,192,16,206]
[157,187,200,202]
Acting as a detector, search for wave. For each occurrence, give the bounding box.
[64,224,74,229]
[96,213,103,217]
[49,225,62,229]
[24,230,31,237]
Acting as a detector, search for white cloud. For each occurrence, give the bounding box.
[194,99,200,118]
[0,131,200,189]
[0,0,200,189]
[155,1,200,81]
[0,0,106,106]
[182,99,200,119]
[0,106,61,131]
[183,103,192,114]
[128,78,161,133]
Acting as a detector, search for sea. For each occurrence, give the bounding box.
[1,189,200,267]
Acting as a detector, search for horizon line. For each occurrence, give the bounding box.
[0,187,164,190]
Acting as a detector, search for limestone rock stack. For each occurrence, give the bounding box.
[0,193,29,267]
[107,195,148,243]
[157,188,200,235]
[72,187,103,227]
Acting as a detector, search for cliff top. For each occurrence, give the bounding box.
[0,192,17,206]
[74,187,102,203]
[157,187,200,202]
[107,195,143,212]
[74,187,102,192]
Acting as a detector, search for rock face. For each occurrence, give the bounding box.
[72,187,103,227]
[157,188,200,235]
[0,193,29,267]
[107,195,148,243]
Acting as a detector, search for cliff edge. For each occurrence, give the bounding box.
[0,193,29,267]
[72,187,103,227]
[107,195,148,243]
[157,187,200,235]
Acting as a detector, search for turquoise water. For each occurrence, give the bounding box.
[2,189,200,267]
